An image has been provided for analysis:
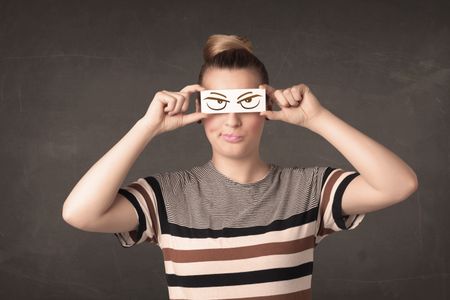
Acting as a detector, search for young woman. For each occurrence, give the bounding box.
[62,34,418,299]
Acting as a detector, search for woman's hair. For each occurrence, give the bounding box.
[197,34,269,85]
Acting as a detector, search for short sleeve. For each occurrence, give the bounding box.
[314,166,365,244]
[114,177,160,248]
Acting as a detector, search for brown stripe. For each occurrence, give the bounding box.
[317,169,344,236]
[320,227,335,236]
[162,235,315,263]
[318,221,337,237]
[170,289,312,300]
[130,182,159,243]
[229,288,312,300]
[315,227,337,246]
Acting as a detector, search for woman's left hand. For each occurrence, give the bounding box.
[259,83,327,128]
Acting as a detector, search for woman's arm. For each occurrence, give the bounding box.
[259,83,418,216]
[62,118,158,230]
[62,84,206,232]
[306,109,419,215]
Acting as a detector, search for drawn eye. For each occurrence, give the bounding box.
[204,97,229,110]
[237,94,261,109]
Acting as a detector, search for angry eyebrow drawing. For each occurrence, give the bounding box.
[200,88,267,114]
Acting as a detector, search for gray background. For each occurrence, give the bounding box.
[1,0,448,299]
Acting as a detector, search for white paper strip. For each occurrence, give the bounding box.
[200,88,266,114]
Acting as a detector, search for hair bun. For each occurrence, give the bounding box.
[203,34,254,62]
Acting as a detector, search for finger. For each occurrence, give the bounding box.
[260,109,283,121]
[260,84,288,107]
[163,92,182,116]
[283,89,298,106]
[273,89,289,107]
[181,92,190,112]
[160,91,177,113]
[259,83,276,96]
[169,92,185,115]
[297,83,310,96]
[179,84,205,113]
[292,85,302,101]
[260,84,277,104]
[180,83,206,93]
[181,111,208,127]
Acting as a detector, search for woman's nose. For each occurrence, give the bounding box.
[225,113,242,127]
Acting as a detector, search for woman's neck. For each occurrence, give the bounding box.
[210,156,271,184]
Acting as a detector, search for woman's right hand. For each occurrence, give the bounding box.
[140,84,208,136]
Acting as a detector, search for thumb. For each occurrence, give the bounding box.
[182,111,208,126]
[259,83,276,96]
[260,110,282,121]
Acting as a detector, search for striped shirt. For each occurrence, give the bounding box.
[114,160,364,299]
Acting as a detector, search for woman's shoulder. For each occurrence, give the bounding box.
[273,164,337,187]
[275,163,331,175]
[145,161,209,187]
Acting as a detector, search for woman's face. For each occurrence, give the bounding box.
[199,67,266,160]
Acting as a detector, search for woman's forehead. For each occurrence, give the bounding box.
[202,68,260,89]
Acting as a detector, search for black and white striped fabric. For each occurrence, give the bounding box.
[114,160,364,299]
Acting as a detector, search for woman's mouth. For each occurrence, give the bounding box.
[222,134,243,143]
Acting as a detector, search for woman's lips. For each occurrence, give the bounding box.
[222,134,243,143]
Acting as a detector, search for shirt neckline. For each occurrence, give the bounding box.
[206,159,276,187]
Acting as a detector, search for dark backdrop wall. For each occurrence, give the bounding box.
[0,0,448,299]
